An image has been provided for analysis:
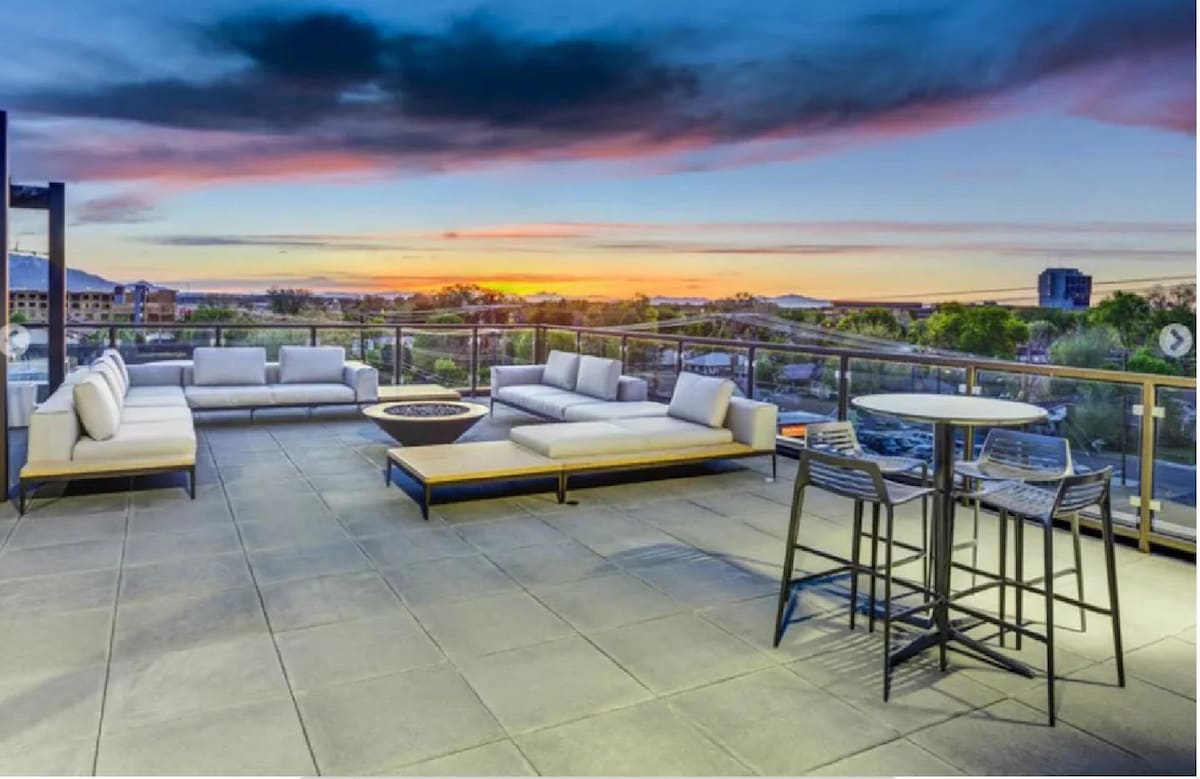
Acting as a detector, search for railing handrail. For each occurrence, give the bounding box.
[28,319,1197,389]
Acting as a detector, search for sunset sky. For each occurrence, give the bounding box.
[1,0,1195,300]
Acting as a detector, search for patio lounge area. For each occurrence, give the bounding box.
[0,406,1194,776]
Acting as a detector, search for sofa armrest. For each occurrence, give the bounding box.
[490,364,545,391]
[725,397,778,450]
[128,363,184,387]
[24,384,80,468]
[616,376,648,402]
[343,362,379,402]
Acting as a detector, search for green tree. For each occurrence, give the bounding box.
[9,311,27,324]
[266,288,314,316]
[1089,291,1153,359]
[917,304,1030,358]
[1049,326,1120,369]
[835,307,902,338]
[1127,347,1178,376]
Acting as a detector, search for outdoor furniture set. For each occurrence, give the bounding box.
[774,393,1124,726]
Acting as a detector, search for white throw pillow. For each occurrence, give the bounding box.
[667,372,735,428]
[73,374,121,441]
[542,350,580,391]
[575,355,621,400]
[193,347,267,386]
[92,359,126,406]
[102,348,130,387]
[279,346,345,384]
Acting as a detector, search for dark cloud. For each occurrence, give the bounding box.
[6,1,1194,182]
[72,194,156,226]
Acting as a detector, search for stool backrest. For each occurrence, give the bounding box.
[804,420,862,456]
[978,429,1072,478]
[1052,467,1112,517]
[797,447,887,504]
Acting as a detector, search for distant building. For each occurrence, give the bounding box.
[1038,268,1092,310]
[114,283,177,322]
[10,290,115,322]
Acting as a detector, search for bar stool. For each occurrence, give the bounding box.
[956,430,1084,638]
[967,468,1124,725]
[773,448,934,701]
[805,420,931,589]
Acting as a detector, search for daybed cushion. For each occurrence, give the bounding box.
[279,346,345,384]
[668,372,735,428]
[92,360,127,404]
[575,356,621,401]
[125,386,189,408]
[185,385,274,409]
[612,416,734,448]
[564,401,670,422]
[193,347,266,386]
[496,385,600,420]
[102,348,130,387]
[73,375,121,441]
[73,419,195,465]
[510,421,644,458]
[270,384,356,405]
[120,405,195,425]
[542,350,580,391]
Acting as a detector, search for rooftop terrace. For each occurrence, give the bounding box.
[0,405,1194,776]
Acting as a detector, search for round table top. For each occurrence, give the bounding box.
[852,393,1047,427]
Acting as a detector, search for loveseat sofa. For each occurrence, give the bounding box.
[490,350,651,420]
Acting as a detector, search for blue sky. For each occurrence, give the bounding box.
[1,0,1194,299]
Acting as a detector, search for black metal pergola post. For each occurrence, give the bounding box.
[1,109,68,498]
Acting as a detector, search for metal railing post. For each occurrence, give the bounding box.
[214,326,223,347]
[359,328,367,362]
[470,327,479,396]
[837,355,850,420]
[620,334,628,375]
[107,326,117,349]
[395,326,403,385]
[746,345,757,399]
[964,364,978,459]
[1138,380,1157,553]
[534,326,544,363]
[576,330,583,354]
[309,326,317,346]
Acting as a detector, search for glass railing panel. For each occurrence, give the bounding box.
[753,349,838,427]
[221,327,310,360]
[580,333,621,361]
[543,328,579,355]
[974,369,1143,529]
[1152,385,1196,542]
[65,327,108,375]
[401,328,471,390]
[848,359,966,462]
[477,328,535,391]
[681,345,748,395]
[358,328,396,385]
[624,336,679,401]
[113,327,217,363]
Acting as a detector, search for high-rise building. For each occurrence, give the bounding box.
[1038,268,1092,310]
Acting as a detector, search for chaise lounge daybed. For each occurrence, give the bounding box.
[387,370,778,518]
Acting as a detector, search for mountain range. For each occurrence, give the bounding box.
[8,253,120,292]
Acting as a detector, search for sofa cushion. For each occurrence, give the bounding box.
[496,385,600,420]
[270,383,356,405]
[575,355,621,400]
[668,372,735,428]
[542,350,580,391]
[92,360,126,405]
[613,416,734,448]
[73,375,121,441]
[510,421,644,458]
[193,347,266,386]
[120,405,194,425]
[102,348,130,387]
[125,386,189,408]
[279,346,345,384]
[184,385,274,409]
[73,419,195,465]
[564,401,670,422]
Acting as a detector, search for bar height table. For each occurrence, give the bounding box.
[851,393,1048,674]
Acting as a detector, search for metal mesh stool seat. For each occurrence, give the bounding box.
[966,469,1125,725]
[774,448,935,701]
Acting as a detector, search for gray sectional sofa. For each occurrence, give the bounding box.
[490,350,652,421]
[19,345,379,512]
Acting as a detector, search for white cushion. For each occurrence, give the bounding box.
[668,372,735,428]
[125,386,188,408]
[269,384,356,405]
[564,401,670,422]
[542,350,580,391]
[575,356,621,400]
[613,416,734,448]
[92,360,126,405]
[73,375,121,441]
[185,385,275,409]
[193,347,266,386]
[496,385,600,420]
[102,348,130,387]
[279,346,345,384]
[73,419,195,465]
[510,421,645,458]
[120,405,194,425]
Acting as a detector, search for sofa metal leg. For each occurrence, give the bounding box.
[421,484,431,520]
[188,467,196,500]
[18,480,27,516]
[384,460,392,486]
[556,473,567,504]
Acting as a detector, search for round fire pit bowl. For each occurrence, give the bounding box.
[363,400,488,446]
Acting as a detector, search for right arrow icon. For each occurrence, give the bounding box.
[1159,324,1194,358]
